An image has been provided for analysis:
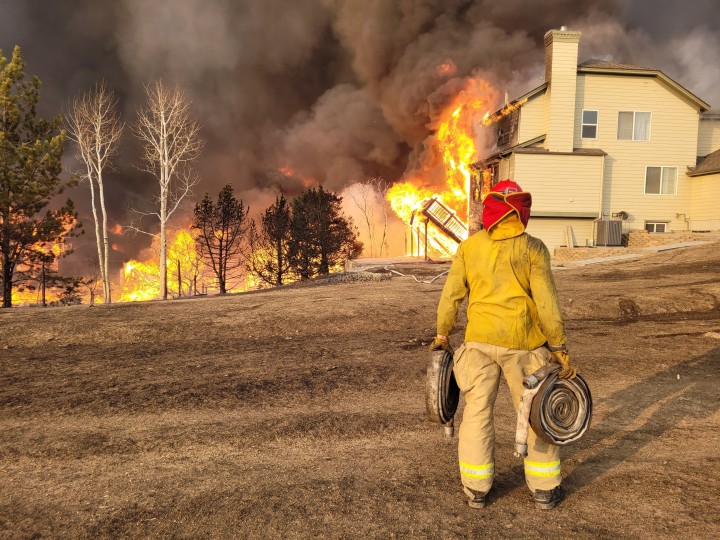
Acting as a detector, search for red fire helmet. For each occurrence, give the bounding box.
[481,179,532,232]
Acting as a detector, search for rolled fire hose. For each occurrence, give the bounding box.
[514,363,592,457]
[425,349,460,437]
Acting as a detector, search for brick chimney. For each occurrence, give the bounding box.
[544,27,582,152]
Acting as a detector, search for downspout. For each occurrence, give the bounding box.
[594,154,606,246]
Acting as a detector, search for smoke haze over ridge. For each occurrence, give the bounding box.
[1,0,718,267]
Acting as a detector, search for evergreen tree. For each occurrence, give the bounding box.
[192,184,248,294]
[248,195,293,287]
[0,46,79,308]
[288,187,362,279]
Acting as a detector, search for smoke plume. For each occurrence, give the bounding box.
[0,0,717,267]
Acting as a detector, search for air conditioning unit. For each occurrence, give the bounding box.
[594,219,623,246]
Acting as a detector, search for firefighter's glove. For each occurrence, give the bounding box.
[550,348,576,379]
[429,336,453,353]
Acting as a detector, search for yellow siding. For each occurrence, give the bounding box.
[574,73,698,232]
[512,153,603,214]
[698,119,720,156]
[498,158,511,179]
[689,173,720,229]
[517,93,546,143]
[546,37,579,152]
[525,218,595,254]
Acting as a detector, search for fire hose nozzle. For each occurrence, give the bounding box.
[443,419,454,438]
[523,363,561,389]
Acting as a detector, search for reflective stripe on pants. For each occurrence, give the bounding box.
[454,342,562,493]
[459,461,494,480]
[524,459,562,479]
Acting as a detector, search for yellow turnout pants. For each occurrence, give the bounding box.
[453,342,561,494]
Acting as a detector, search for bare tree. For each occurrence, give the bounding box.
[82,262,102,305]
[348,178,390,258]
[66,82,123,304]
[130,81,202,299]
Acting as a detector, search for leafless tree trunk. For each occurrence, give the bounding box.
[66,82,123,304]
[348,178,390,258]
[131,82,202,300]
[371,178,390,257]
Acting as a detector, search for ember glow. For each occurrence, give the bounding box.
[9,240,65,306]
[482,97,528,126]
[280,165,319,187]
[386,77,498,257]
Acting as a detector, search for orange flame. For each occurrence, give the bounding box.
[119,228,211,302]
[437,60,457,76]
[386,77,499,256]
[280,165,318,187]
[482,97,528,126]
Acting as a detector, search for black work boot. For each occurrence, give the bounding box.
[467,489,486,509]
[533,485,565,510]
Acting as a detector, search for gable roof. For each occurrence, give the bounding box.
[577,59,711,112]
[578,59,654,71]
[689,148,720,177]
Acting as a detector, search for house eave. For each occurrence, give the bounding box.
[531,211,598,218]
[475,135,547,165]
[514,147,607,157]
[578,67,711,111]
[485,83,548,118]
[687,169,720,178]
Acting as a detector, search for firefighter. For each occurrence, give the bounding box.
[430,179,576,510]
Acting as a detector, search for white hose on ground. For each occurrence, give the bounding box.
[384,265,449,284]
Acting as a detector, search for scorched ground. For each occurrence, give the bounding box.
[1,242,719,539]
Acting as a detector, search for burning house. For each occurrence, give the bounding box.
[390,26,720,259]
[471,27,720,253]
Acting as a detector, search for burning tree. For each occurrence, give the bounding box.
[192,184,249,294]
[130,81,202,300]
[0,46,80,308]
[248,194,293,287]
[65,82,124,304]
[289,187,362,279]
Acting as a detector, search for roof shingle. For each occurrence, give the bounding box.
[578,59,655,71]
[689,148,720,177]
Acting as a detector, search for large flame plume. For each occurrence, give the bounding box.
[386,76,499,257]
[119,229,210,302]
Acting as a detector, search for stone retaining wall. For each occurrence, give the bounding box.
[553,247,634,261]
[625,230,697,248]
[554,230,719,261]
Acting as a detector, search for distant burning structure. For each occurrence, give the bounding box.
[385,76,523,258]
[419,198,467,243]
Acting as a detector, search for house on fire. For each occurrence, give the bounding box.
[471,27,720,253]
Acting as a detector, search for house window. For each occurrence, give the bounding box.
[645,222,667,233]
[581,110,598,139]
[645,166,677,195]
[618,111,651,140]
[497,116,512,147]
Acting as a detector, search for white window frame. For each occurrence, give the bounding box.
[644,165,678,195]
[645,222,668,233]
[617,111,652,141]
[581,109,599,139]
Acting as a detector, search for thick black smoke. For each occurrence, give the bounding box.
[1,0,718,269]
